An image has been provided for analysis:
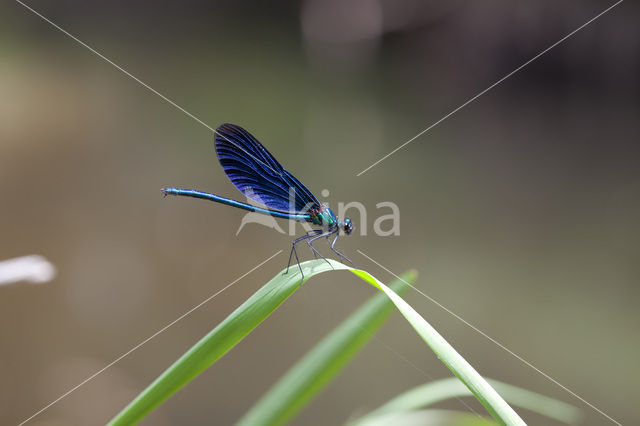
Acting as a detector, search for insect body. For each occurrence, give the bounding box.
[162,123,352,276]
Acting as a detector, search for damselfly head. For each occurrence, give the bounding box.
[342,218,353,235]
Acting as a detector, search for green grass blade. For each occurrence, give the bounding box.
[236,270,418,426]
[351,377,581,425]
[355,409,499,426]
[108,260,335,425]
[340,263,525,425]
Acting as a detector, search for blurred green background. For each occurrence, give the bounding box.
[1,1,638,425]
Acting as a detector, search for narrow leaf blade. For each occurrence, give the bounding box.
[352,377,581,425]
[236,270,417,426]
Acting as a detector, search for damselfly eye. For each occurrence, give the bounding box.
[343,218,353,235]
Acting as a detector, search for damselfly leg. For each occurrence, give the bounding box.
[306,229,337,271]
[286,229,324,277]
[286,227,351,278]
[327,233,353,265]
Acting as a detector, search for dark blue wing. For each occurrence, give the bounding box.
[214,123,321,213]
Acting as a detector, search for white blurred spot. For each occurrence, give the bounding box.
[0,255,56,286]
